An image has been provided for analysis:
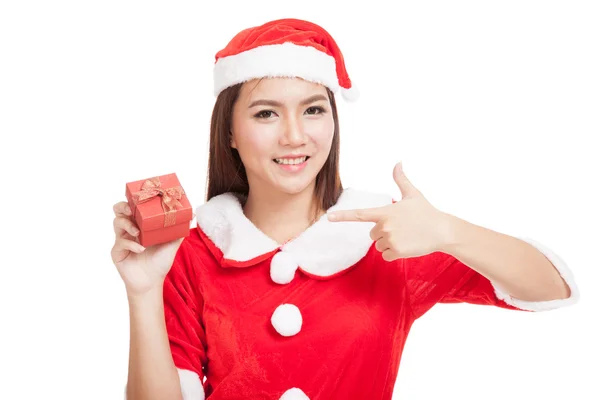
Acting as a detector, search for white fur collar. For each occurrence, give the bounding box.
[195,188,393,277]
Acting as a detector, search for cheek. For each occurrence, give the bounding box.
[309,119,335,151]
[235,126,275,161]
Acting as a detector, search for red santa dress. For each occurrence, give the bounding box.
[162,187,579,400]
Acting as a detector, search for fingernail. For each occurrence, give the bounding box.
[327,212,337,221]
[138,245,145,252]
[125,207,131,215]
[132,228,139,235]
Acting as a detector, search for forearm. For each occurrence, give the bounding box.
[438,213,571,302]
[126,287,183,400]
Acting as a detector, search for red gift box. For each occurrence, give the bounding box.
[125,173,193,247]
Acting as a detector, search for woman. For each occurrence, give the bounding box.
[113,18,579,400]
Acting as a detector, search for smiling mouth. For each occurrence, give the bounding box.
[273,156,310,165]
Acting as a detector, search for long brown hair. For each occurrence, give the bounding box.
[205,80,344,219]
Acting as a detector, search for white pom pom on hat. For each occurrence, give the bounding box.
[341,85,360,102]
[213,18,359,102]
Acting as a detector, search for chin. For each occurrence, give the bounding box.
[266,158,323,195]
[275,179,315,195]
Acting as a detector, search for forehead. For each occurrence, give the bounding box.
[240,77,328,101]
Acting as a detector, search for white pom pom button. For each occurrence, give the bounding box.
[279,387,310,400]
[271,304,302,337]
[270,251,298,284]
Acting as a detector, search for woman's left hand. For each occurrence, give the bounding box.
[327,162,453,260]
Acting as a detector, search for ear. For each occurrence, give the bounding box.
[229,131,237,149]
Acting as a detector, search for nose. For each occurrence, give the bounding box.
[280,115,306,146]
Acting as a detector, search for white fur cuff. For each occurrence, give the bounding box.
[124,368,204,400]
[178,369,205,400]
[491,236,580,311]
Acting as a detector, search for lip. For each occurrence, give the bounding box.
[274,154,309,159]
[273,155,309,172]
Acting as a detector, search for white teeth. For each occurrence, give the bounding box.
[274,156,307,165]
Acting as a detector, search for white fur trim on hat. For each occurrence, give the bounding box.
[213,42,341,96]
[490,236,580,311]
[271,303,303,337]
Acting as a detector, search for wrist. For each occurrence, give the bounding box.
[436,212,463,253]
[126,284,164,306]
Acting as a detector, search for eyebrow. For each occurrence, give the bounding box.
[248,94,328,108]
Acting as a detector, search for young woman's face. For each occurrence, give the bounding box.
[231,77,335,196]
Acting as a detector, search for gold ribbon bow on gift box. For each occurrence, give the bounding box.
[131,177,185,227]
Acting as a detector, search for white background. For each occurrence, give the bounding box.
[1,1,598,399]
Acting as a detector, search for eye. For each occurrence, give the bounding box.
[305,106,326,115]
[254,110,276,119]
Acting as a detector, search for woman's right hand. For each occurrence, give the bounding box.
[111,201,185,297]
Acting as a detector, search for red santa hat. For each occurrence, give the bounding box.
[213,18,360,102]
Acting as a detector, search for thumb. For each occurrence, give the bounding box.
[393,161,420,198]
